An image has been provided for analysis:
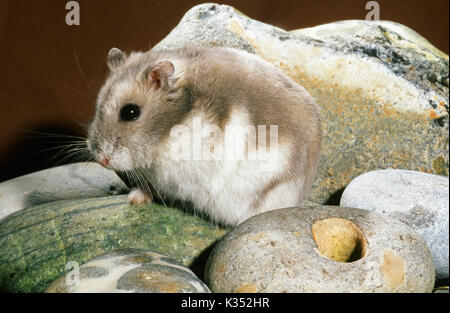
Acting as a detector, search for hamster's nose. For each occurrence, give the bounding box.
[99,155,110,168]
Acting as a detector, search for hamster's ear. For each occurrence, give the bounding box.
[145,60,175,90]
[107,48,126,71]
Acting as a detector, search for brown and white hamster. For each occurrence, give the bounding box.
[87,46,321,226]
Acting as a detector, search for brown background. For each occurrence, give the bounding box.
[0,0,448,182]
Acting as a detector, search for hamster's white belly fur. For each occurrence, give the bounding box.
[151,154,302,225]
[149,109,304,225]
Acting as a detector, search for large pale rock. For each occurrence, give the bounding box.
[0,196,228,292]
[205,205,435,293]
[341,169,449,280]
[46,250,210,293]
[154,3,449,203]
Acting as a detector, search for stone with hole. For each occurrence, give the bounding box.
[205,205,435,292]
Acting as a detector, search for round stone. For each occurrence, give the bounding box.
[341,169,449,280]
[205,205,435,293]
[46,250,210,293]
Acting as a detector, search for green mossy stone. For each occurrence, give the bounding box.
[0,196,229,292]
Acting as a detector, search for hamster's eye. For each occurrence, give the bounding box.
[119,104,141,122]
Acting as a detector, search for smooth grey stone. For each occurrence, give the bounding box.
[0,162,129,220]
[341,169,449,279]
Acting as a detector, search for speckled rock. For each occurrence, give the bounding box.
[340,169,449,280]
[154,3,449,203]
[46,250,210,293]
[0,162,129,220]
[205,205,435,293]
[0,196,228,292]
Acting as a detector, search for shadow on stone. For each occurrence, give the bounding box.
[189,239,220,282]
[325,187,345,205]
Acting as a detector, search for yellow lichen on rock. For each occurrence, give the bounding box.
[380,249,406,291]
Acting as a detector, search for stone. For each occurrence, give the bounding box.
[340,169,449,280]
[154,3,449,203]
[0,162,129,220]
[205,205,435,292]
[0,196,228,292]
[46,250,210,293]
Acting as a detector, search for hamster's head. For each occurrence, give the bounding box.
[87,47,189,171]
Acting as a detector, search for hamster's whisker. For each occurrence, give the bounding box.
[136,168,168,210]
[52,145,92,166]
[123,171,134,195]
[131,168,149,197]
[135,168,155,205]
[128,169,141,189]
[65,83,96,103]
[18,142,87,161]
[77,158,99,175]
[73,52,96,99]
[51,142,88,160]
[12,127,87,140]
[132,168,148,190]
[74,119,91,133]
[35,140,87,145]
[53,150,86,165]
[76,156,96,176]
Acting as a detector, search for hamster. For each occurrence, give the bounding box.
[87,46,321,226]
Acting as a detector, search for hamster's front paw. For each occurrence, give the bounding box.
[127,188,153,205]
